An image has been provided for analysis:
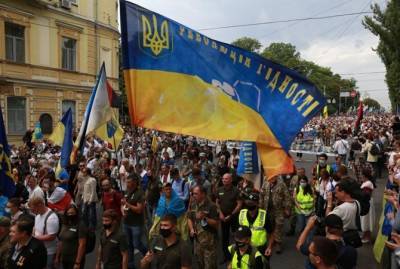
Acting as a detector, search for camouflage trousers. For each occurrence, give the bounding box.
[194,234,218,269]
[273,213,285,243]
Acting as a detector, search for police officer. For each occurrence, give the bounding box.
[96,209,128,269]
[216,173,242,263]
[238,191,274,259]
[188,185,219,269]
[228,226,265,269]
[141,214,191,269]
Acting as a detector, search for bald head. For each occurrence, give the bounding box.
[222,173,232,186]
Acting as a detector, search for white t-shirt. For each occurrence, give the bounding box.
[329,201,359,231]
[34,208,59,255]
[333,139,349,155]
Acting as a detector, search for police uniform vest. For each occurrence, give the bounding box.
[228,244,263,269]
[316,164,332,177]
[295,187,314,216]
[238,209,267,247]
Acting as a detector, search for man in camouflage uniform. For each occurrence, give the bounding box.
[188,185,219,269]
[0,217,11,269]
[260,175,291,254]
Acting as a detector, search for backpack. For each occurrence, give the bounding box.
[43,210,62,236]
[342,202,362,248]
[369,142,381,156]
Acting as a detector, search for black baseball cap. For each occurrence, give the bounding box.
[235,226,252,239]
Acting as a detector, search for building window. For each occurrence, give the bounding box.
[39,113,53,134]
[62,100,76,125]
[61,37,76,71]
[7,97,26,134]
[5,22,25,63]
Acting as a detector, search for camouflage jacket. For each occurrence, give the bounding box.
[260,178,291,215]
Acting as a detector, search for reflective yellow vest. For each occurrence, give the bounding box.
[316,164,332,177]
[228,245,263,269]
[238,209,267,247]
[295,187,314,215]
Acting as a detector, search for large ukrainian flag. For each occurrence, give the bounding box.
[120,1,326,178]
[0,104,15,197]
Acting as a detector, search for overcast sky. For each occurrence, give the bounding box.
[127,0,390,109]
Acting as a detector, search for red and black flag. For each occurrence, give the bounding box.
[354,100,363,134]
[106,80,121,108]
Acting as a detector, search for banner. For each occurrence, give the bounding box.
[237,142,259,175]
[120,1,326,178]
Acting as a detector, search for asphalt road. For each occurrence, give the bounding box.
[85,152,382,269]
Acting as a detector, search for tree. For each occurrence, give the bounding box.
[261,42,301,68]
[363,1,400,111]
[231,37,262,53]
[363,97,381,110]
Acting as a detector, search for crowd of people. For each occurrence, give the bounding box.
[0,113,400,269]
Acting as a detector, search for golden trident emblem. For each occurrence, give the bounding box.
[142,14,170,56]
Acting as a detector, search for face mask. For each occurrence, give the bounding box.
[159,228,172,238]
[319,160,326,166]
[300,183,307,188]
[67,214,78,223]
[103,223,112,230]
[4,208,11,214]
[246,203,257,211]
[235,241,247,248]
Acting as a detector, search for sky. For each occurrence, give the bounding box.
[127,0,390,109]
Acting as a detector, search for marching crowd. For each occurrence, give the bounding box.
[0,113,400,269]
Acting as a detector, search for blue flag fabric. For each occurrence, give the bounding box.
[32,122,43,141]
[237,142,259,175]
[120,1,326,178]
[0,105,15,198]
[55,108,73,182]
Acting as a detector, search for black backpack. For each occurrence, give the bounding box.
[369,142,381,156]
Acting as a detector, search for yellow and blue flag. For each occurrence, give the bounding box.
[94,110,124,150]
[51,108,73,180]
[120,2,326,178]
[32,122,43,142]
[0,104,15,198]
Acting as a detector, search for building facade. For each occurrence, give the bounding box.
[0,0,119,143]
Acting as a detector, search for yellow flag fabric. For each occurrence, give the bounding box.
[48,122,65,146]
[151,135,158,153]
[373,211,387,263]
[94,112,124,150]
[323,106,328,119]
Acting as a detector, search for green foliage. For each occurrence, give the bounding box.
[363,0,400,111]
[231,37,262,53]
[231,38,358,113]
[363,97,381,110]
